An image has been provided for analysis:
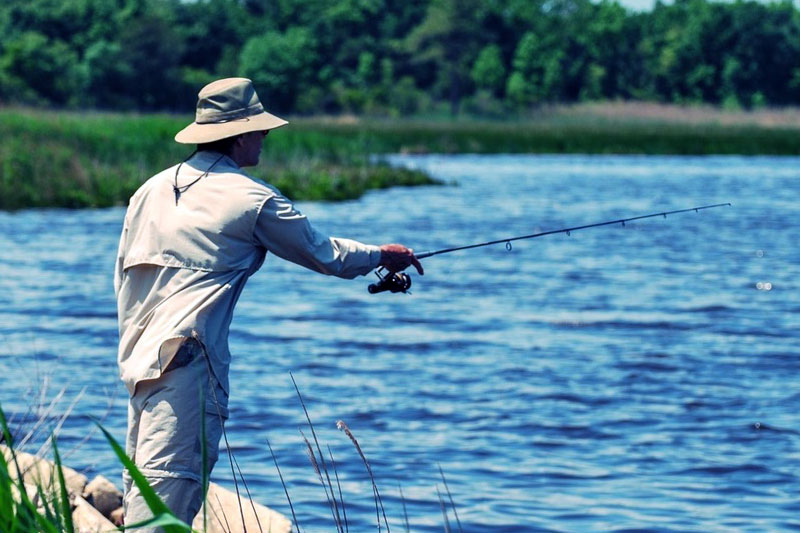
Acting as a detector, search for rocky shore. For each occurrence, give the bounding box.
[1,444,292,532]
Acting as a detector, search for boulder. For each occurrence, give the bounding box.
[83,475,123,519]
[109,506,124,527]
[1,444,88,496]
[72,493,117,533]
[192,482,292,533]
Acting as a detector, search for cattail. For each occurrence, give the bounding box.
[300,428,342,532]
[291,372,344,530]
[337,420,390,532]
[301,430,321,476]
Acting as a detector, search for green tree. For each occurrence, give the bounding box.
[239,26,318,112]
[81,40,133,108]
[405,0,487,115]
[116,11,186,109]
[506,31,564,106]
[0,31,82,105]
[471,44,506,96]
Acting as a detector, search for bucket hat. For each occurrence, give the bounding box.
[175,78,288,144]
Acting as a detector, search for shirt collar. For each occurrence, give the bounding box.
[189,150,239,172]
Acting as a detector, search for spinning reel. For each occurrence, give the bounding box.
[368,267,412,294]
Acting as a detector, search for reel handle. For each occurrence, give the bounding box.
[368,269,412,294]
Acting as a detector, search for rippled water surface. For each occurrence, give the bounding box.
[1,155,799,532]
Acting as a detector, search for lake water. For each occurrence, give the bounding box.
[1,154,798,532]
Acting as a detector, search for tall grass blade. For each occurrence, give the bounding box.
[300,429,341,532]
[0,450,16,532]
[200,385,209,533]
[336,420,390,532]
[0,404,47,532]
[267,438,302,533]
[290,372,344,530]
[1,404,27,493]
[16,386,65,450]
[231,451,265,533]
[199,340,247,533]
[51,436,74,532]
[0,404,60,533]
[31,387,85,461]
[436,486,451,533]
[328,444,348,533]
[93,419,193,532]
[36,483,60,529]
[214,492,233,533]
[398,484,409,533]
[437,464,462,532]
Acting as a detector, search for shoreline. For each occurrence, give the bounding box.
[2,103,800,209]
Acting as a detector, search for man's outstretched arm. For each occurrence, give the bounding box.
[255,194,422,279]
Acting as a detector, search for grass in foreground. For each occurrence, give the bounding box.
[0,402,194,532]
[1,377,463,533]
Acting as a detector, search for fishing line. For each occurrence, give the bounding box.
[368,202,731,294]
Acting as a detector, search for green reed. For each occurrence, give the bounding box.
[4,105,798,210]
[0,108,437,210]
[0,401,194,533]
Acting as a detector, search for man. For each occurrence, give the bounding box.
[114,77,422,528]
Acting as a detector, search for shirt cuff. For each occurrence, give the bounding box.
[367,245,382,270]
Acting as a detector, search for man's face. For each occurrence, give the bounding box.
[236,130,269,167]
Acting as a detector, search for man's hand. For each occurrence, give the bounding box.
[379,244,424,275]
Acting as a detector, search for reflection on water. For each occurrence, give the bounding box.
[1,155,798,531]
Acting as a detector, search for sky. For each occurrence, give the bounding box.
[618,0,661,9]
[614,0,784,11]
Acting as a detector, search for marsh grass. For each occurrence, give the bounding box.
[279,374,464,533]
[1,378,463,533]
[0,400,196,533]
[4,102,800,209]
[0,108,437,210]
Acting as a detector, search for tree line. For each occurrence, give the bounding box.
[1,0,799,115]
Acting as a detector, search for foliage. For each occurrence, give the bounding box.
[472,44,506,96]
[2,0,800,114]
[0,401,194,533]
[0,109,440,209]
[240,27,318,113]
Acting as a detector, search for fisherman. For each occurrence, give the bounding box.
[114,77,423,529]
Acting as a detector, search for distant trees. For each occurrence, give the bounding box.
[1,0,800,114]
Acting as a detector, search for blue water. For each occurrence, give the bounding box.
[1,154,798,532]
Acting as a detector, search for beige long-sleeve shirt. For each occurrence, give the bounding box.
[115,151,381,395]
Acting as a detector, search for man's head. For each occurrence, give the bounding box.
[197,129,269,167]
[175,78,287,166]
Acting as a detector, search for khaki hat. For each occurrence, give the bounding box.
[175,78,288,144]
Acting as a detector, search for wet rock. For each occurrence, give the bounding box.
[83,474,123,519]
[1,444,88,496]
[72,493,117,533]
[192,481,292,533]
[110,506,124,527]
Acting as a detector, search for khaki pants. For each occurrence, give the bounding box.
[123,341,228,531]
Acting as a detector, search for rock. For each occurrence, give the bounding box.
[83,475,123,519]
[72,494,117,533]
[110,506,124,527]
[192,482,292,533]
[1,444,88,496]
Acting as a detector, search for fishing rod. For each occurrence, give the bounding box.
[368,202,731,294]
